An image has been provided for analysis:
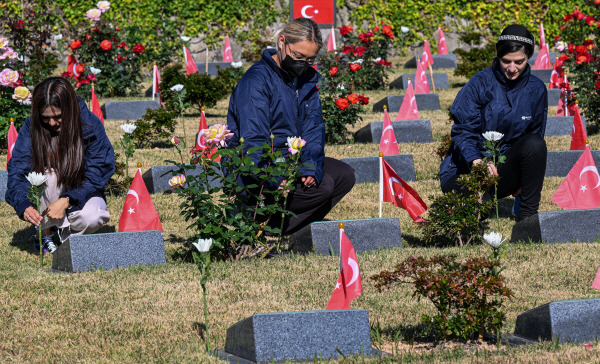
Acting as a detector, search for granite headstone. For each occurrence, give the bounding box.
[373,94,441,112]
[511,210,600,243]
[544,116,576,137]
[531,69,552,83]
[545,150,600,177]
[548,88,561,105]
[512,299,600,344]
[101,100,161,120]
[220,309,374,363]
[144,86,160,98]
[354,120,433,144]
[289,218,402,255]
[52,230,166,272]
[194,62,232,76]
[0,170,7,201]
[341,154,416,183]
[404,54,457,69]
[389,73,449,90]
[142,164,222,194]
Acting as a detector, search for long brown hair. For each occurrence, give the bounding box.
[30,77,85,188]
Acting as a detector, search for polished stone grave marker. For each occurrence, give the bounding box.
[511,209,600,243]
[531,69,552,83]
[142,164,222,194]
[544,116,576,137]
[101,100,161,121]
[0,170,6,201]
[548,88,561,105]
[355,120,433,144]
[289,218,402,255]
[545,150,600,177]
[510,299,600,344]
[341,154,416,183]
[144,86,160,98]
[404,54,457,69]
[194,62,232,76]
[373,94,441,113]
[52,230,165,272]
[389,73,449,90]
[218,309,375,363]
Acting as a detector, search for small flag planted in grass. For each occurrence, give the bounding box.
[592,268,600,290]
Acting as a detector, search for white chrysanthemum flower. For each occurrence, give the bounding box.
[401,26,410,34]
[89,66,102,75]
[193,238,213,253]
[170,84,184,92]
[351,59,363,64]
[53,34,63,41]
[336,84,345,90]
[26,172,48,186]
[120,123,136,134]
[482,131,504,141]
[231,61,243,68]
[373,57,381,62]
[180,36,191,41]
[484,231,506,249]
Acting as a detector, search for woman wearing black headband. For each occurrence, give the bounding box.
[439,24,548,219]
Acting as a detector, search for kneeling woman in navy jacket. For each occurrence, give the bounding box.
[439,24,548,219]
[227,18,355,234]
[7,77,115,252]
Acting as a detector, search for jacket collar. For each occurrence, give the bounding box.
[491,57,531,91]
[261,48,320,90]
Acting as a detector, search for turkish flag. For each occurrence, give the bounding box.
[381,158,427,222]
[223,35,233,62]
[326,27,336,52]
[532,44,551,69]
[395,79,420,121]
[152,63,163,107]
[183,46,199,75]
[67,54,80,77]
[549,55,562,89]
[551,146,600,210]
[570,103,587,151]
[293,0,335,25]
[118,169,163,232]
[422,40,434,66]
[326,229,362,310]
[91,85,104,125]
[593,268,600,290]
[195,110,219,161]
[539,22,546,49]
[379,108,399,156]
[414,58,430,94]
[7,121,18,168]
[437,27,448,55]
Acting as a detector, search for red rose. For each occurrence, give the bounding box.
[13,20,24,29]
[377,59,392,67]
[316,85,320,91]
[358,94,369,105]
[353,46,365,56]
[576,45,586,53]
[118,42,127,49]
[595,0,600,4]
[382,25,394,39]
[115,26,121,31]
[373,26,380,32]
[100,39,111,51]
[576,52,592,64]
[584,39,594,49]
[116,54,126,63]
[595,80,600,90]
[347,94,359,104]
[359,32,374,43]
[75,64,85,74]
[93,27,98,32]
[335,98,349,110]
[564,14,573,22]
[13,79,23,87]
[576,13,586,20]
[329,66,338,76]
[339,25,353,35]
[568,44,576,53]
[349,63,361,72]
[554,35,561,41]
[70,40,82,50]
[586,16,595,26]
[342,46,353,54]
[133,43,145,54]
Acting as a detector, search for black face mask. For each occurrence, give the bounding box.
[280,43,310,79]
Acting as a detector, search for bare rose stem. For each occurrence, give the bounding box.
[37,186,45,269]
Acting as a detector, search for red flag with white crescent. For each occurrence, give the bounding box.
[293,0,335,24]
[379,107,399,156]
[539,22,546,49]
[91,85,104,125]
[437,27,448,55]
[326,228,362,310]
[532,44,551,69]
[223,35,233,62]
[67,54,80,77]
[549,55,562,89]
[118,169,163,232]
[381,159,427,222]
[570,103,587,151]
[414,58,430,94]
[7,122,18,168]
[551,145,600,210]
[422,40,434,66]
[326,27,336,52]
[183,46,199,75]
[396,79,420,121]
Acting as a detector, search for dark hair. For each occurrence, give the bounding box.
[30,77,85,188]
[274,17,323,50]
[496,41,533,59]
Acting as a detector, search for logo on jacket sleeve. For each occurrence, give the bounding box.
[521,115,532,120]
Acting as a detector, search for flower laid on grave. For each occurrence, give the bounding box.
[26,172,48,269]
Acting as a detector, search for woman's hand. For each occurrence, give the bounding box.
[23,206,43,226]
[472,158,498,176]
[302,176,316,188]
[44,197,69,220]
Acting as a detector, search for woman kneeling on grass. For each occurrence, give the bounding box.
[7,77,115,252]
[227,17,355,234]
[439,24,548,220]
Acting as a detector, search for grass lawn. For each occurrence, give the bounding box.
[1,58,600,363]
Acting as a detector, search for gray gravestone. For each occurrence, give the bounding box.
[389,73,449,90]
[52,230,165,272]
[194,62,232,76]
[531,69,552,83]
[548,88,561,105]
[144,86,160,98]
[220,309,374,363]
[510,210,600,243]
[355,120,433,144]
[0,170,7,201]
[373,94,441,112]
[142,164,222,194]
[101,100,161,120]
[289,218,401,255]
[404,54,457,69]
[545,150,600,177]
[341,154,416,183]
[528,51,559,66]
[544,116,575,137]
[512,299,600,344]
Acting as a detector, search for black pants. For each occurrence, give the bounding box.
[271,157,356,234]
[442,134,547,218]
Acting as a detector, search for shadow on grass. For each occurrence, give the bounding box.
[374,321,441,345]
[167,233,195,262]
[9,224,116,254]
[192,321,208,340]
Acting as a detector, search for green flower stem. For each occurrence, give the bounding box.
[202,282,210,352]
[493,152,499,231]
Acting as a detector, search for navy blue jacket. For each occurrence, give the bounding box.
[439,60,548,187]
[227,49,325,187]
[6,98,115,218]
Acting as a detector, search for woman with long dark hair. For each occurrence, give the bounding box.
[7,77,115,252]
